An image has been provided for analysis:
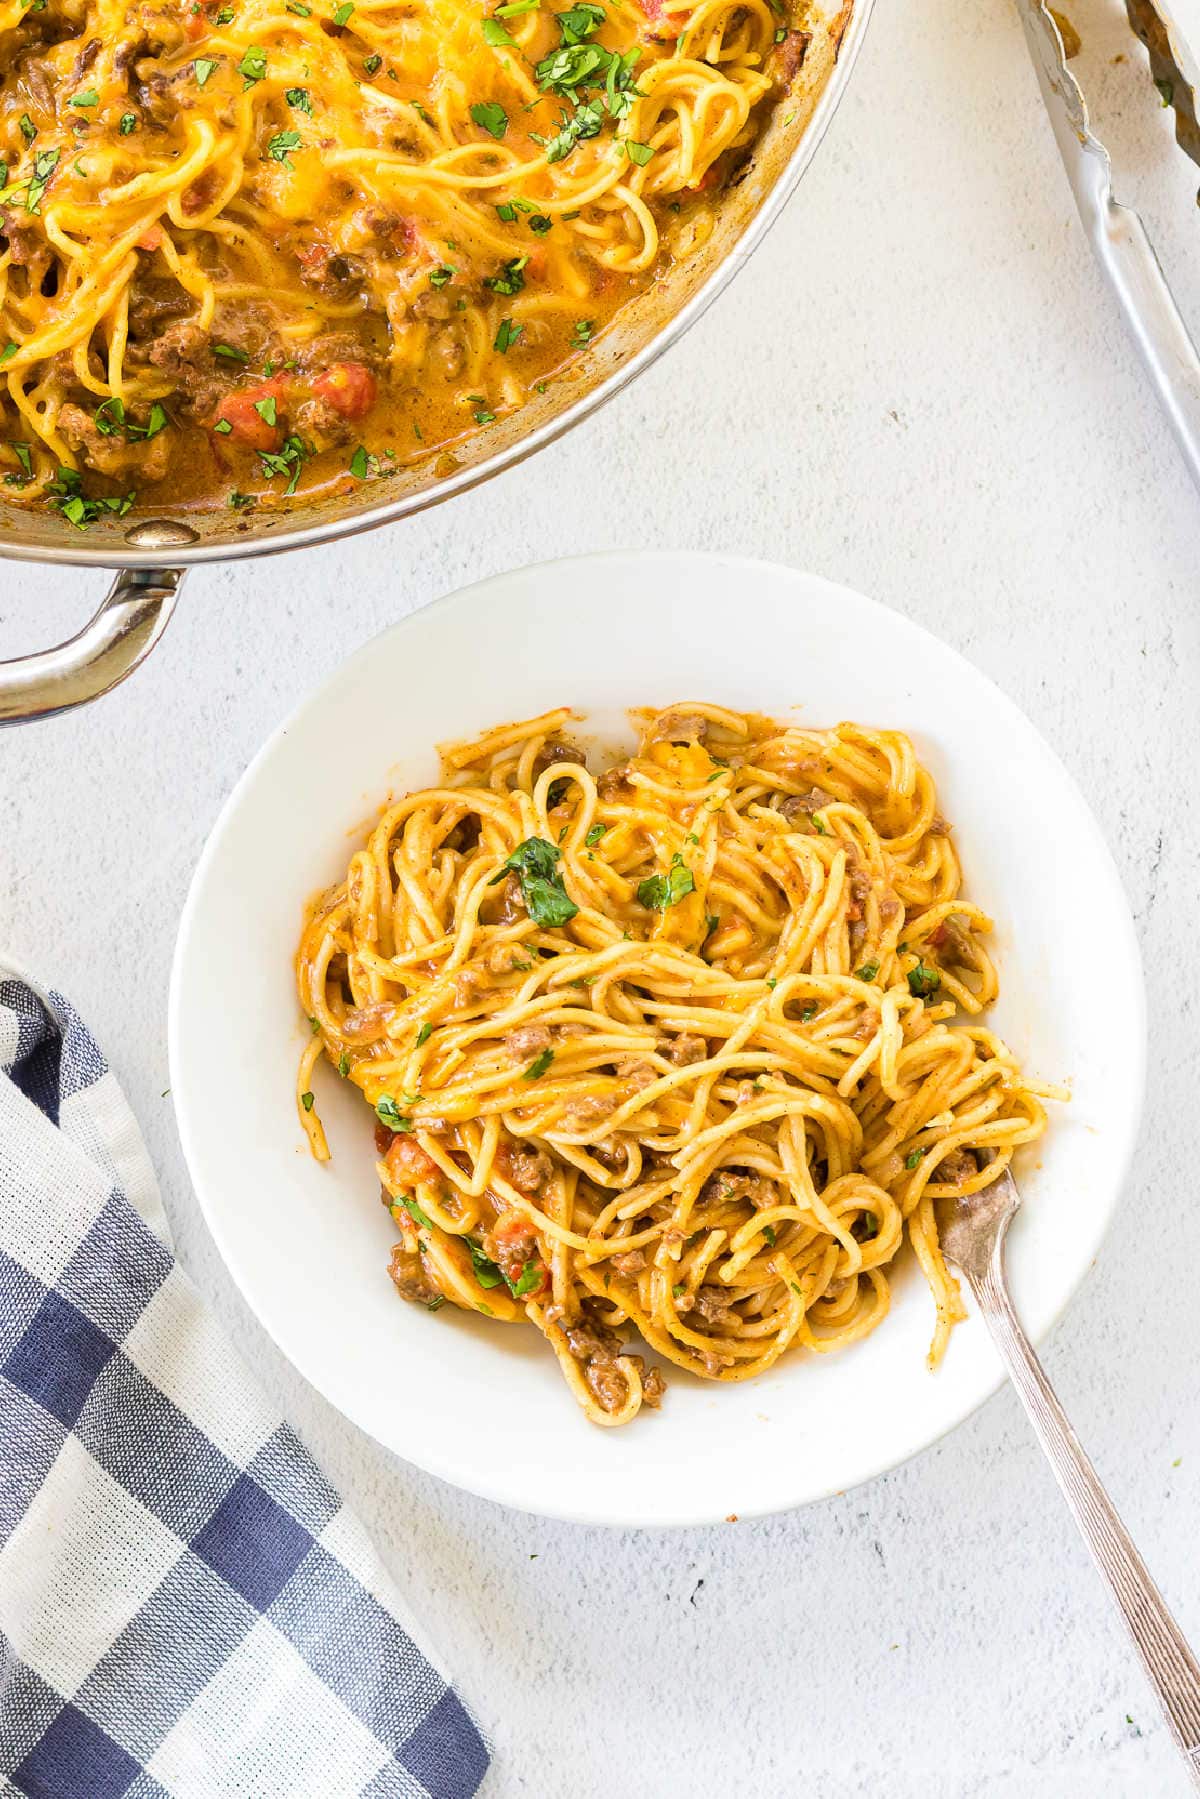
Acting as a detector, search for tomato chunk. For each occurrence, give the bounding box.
[384,1133,440,1186]
[312,361,377,421]
[212,378,285,450]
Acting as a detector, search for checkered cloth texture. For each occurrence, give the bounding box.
[0,974,491,1799]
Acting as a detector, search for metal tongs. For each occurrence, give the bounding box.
[1016,0,1200,488]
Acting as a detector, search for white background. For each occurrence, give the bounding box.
[3,0,1199,1792]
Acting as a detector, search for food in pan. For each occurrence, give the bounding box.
[295,704,1058,1426]
[0,0,812,522]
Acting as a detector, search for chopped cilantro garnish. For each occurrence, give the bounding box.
[429,264,455,288]
[416,1021,433,1046]
[286,86,313,111]
[375,1094,413,1132]
[70,88,99,107]
[332,0,354,22]
[363,53,381,73]
[485,255,527,295]
[18,116,36,145]
[585,823,606,846]
[301,1090,314,1111]
[119,113,138,134]
[524,1048,554,1080]
[257,433,309,495]
[26,149,59,214]
[637,852,694,911]
[470,99,509,138]
[213,343,250,361]
[907,959,941,998]
[622,138,653,165]
[237,45,268,85]
[0,343,19,366]
[482,16,515,45]
[267,129,302,164]
[494,317,522,353]
[489,836,578,927]
[855,960,879,982]
[253,395,277,426]
[572,318,594,345]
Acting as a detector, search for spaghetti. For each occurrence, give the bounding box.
[0,0,808,518]
[296,704,1057,1427]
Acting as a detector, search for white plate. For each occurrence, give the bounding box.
[169,554,1145,1527]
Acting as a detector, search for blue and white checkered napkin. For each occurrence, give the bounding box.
[0,973,491,1799]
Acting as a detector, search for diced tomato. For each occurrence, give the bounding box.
[928,921,947,948]
[183,5,207,38]
[491,1210,534,1246]
[211,377,286,450]
[297,243,330,275]
[312,362,377,421]
[384,1133,440,1186]
[137,227,163,252]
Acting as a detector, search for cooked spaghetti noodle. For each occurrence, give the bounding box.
[296,704,1057,1427]
[0,0,812,518]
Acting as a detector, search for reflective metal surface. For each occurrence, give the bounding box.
[0,0,871,572]
[1017,0,1200,490]
[0,569,184,723]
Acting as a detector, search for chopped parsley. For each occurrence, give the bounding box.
[213,342,249,361]
[905,1148,926,1170]
[119,113,138,134]
[70,88,99,107]
[489,836,579,927]
[396,1192,435,1230]
[761,1224,777,1247]
[510,1259,543,1297]
[194,58,218,85]
[215,5,235,18]
[637,852,694,911]
[257,434,309,494]
[18,116,36,145]
[800,1001,818,1021]
[855,960,879,982]
[348,444,370,479]
[237,45,268,85]
[811,812,828,834]
[585,823,606,846]
[26,149,59,214]
[473,406,495,425]
[0,343,18,366]
[469,1242,505,1289]
[267,129,302,165]
[93,397,168,440]
[485,255,527,295]
[572,318,594,345]
[332,0,354,22]
[481,16,515,45]
[286,86,313,111]
[470,99,509,137]
[253,395,277,426]
[524,1048,554,1080]
[496,0,539,11]
[429,264,455,288]
[375,1094,413,1132]
[528,213,552,234]
[337,1053,350,1077]
[214,418,233,434]
[907,959,941,999]
[47,467,134,529]
[363,53,382,74]
[622,138,653,165]
[416,1021,433,1046]
[301,1090,315,1111]
[494,317,522,353]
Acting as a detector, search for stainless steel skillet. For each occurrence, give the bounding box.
[0,0,872,722]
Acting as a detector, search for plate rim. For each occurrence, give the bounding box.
[168,550,1148,1526]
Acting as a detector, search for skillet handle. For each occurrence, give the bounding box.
[0,567,185,724]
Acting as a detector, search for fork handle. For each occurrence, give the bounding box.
[966,1247,1200,1786]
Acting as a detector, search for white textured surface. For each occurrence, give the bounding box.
[3,0,1199,1791]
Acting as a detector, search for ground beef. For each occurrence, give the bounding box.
[504,1023,552,1060]
[127,277,195,338]
[693,1286,738,1327]
[71,36,101,79]
[596,764,631,799]
[931,1147,978,1185]
[613,1058,657,1092]
[0,213,52,290]
[610,1248,645,1276]
[57,403,171,481]
[640,1367,665,1407]
[702,1170,771,1208]
[496,1140,553,1193]
[298,249,366,299]
[561,1094,614,1129]
[431,328,466,380]
[140,320,225,418]
[664,1033,707,1067]
[340,1001,394,1041]
[294,394,353,445]
[771,27,811,87]
[299,329,381,371]
[387,1242,442,1306]
[650,710,708,744]
[533,739,587,780]
[779,786,834,820]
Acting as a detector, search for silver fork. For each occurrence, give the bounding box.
[939,1169,1200,1786]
